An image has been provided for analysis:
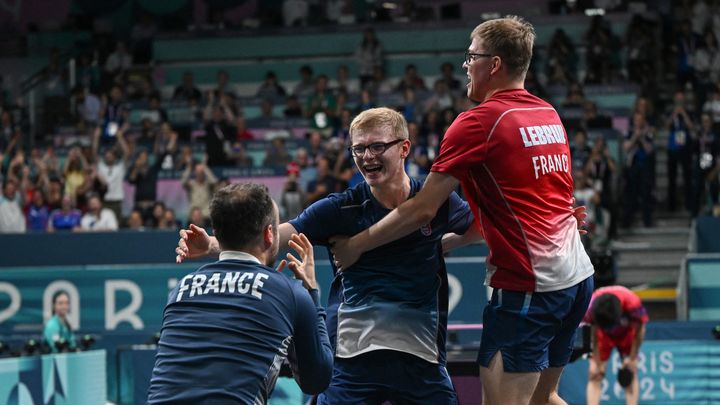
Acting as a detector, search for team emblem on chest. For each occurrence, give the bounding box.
[420,223,432,236]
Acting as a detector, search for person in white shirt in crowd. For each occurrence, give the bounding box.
[93,123,130,221]
[0,178,25,233]
[80,194,118,231]
[182,163,218,221]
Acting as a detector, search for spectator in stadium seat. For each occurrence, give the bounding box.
[99,85,129,141]
[623,112,656,228]
[0,177,25,233]
[43,291,77,353]
[80,194,118,231]
[158,208,179,231]
[293,65,315,99]
[354,28,383,90]
[280,168,305,221]
[229,142,255,168]
[62,147,87,200]
[150,183,332,403]
[666,90,695,212]
[48,195,82,232]
[304,156,340,206]
[0,110,20,156]
[104,41,133,76]
[583,101,613,129]
[570,129,592,173]
[703,85,720,132]
[283,95,303,118]
[305,75,337,125]
[561,81,587,108]
[25,189,49,232]
[153,123,178,167]
[545,28,577,85]
[306,130,326,164]
[204,105,234,167]
[438,62,462,93]
[175,108,477,404]
[424,80,455,115]
[235,116,254,141]
[256,71,287,100]
[395,64,427,93]
[584,135,617,239]
[186,206,210,229]
[211,70,235,101]
[126,208,145,230]
[182,163,218,220]
[693,112,720,216]
[72,86,102,131]
[172,72,202,102]
[128,148,165,219]
[148,201,167,229]
[355,88,376,113]
[333,64,357,95]
[263,137,294,169]
[585,286,648,405]
[330,17,594,405]
[93,124,130,221]
[367,65,393,95]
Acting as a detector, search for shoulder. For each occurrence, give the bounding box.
[328,182,369,207]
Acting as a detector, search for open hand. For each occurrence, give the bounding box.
[175,224,212,263]
[277,233,317,290]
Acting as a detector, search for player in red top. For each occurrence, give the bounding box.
[584,286,648,405]
[331,16,594,404]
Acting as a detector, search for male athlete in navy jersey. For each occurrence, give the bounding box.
[176,108,479,404]
[149,183,332,404]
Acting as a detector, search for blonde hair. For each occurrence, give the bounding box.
[471,15,535,80]
[349,107,409,141]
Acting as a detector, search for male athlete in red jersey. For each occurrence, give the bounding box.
[331,16,594,405]
[584,286,648,405]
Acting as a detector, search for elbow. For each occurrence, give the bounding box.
[298,360,332,394]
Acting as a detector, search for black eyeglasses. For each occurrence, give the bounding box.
[464,51,493,64]
[348,139,404,157]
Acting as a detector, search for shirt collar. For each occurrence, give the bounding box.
[219,250,262,264]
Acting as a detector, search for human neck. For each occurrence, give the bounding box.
[482,79,524,101]
[369,172,412,209]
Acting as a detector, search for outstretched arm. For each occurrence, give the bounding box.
[331,171,459,270]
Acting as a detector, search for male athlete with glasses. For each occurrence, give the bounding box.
[331,16,594,405]
[176,107,478,404]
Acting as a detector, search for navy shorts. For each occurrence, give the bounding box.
[317,350,458,405]
[477,276,593,373]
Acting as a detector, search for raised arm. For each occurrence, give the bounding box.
[331,171,459,270]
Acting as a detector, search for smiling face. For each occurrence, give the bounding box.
[53,292,69,318]
[350,127,408,188]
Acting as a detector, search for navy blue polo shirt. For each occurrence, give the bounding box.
[289,178,472,365]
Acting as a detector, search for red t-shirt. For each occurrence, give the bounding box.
[432,89,593,292]
[583,286,649,360]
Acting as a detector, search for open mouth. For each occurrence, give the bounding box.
[363,164,383,173]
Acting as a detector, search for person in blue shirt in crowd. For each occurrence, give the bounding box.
[43,291,77,353]
[149,183,333,404]
[176,107,481,404]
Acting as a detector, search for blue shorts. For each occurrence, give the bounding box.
[317,350,458,405]
[477,276,593,373]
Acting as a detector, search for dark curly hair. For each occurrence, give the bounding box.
[210,183,275,251]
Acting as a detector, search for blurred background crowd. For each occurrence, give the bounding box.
[0,0,718,258]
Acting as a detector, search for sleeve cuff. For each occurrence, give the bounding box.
[308,288,321,306]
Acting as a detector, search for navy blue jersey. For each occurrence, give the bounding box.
[289,179,472,364]
[147,257,333,404]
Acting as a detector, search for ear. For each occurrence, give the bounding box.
[490,56,502,76]
[264,224,274,248]
[401,139,411,159]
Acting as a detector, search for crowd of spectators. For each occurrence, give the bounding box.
[1,1,720,251]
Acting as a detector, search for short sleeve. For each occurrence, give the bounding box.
[431,111,488,178]
[447,192,473,235]
[288,196,342,246]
